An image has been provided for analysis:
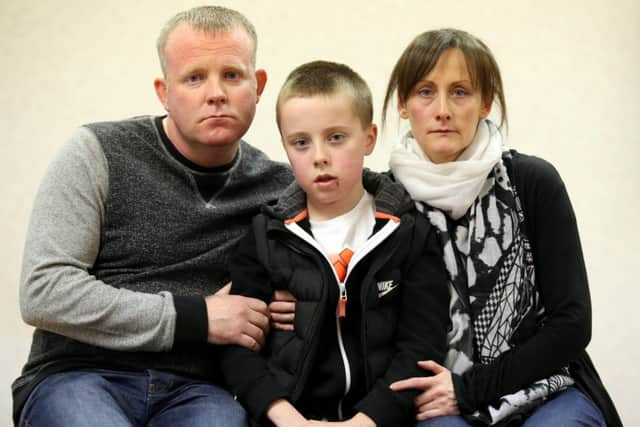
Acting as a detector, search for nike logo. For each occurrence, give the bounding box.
[377,280,399,298]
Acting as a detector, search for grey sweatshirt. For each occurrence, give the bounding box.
[13,115,292,422]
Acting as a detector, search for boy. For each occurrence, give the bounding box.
[221,61,449,427]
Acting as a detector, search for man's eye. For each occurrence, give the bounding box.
[187,75,202,83]
[225,71,239,79]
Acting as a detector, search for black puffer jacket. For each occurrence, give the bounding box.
[221,170,449,427]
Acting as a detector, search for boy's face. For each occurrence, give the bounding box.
[279,94,377,221]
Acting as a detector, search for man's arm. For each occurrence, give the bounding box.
[20,127,182,351]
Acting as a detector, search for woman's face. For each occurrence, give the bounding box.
[399,48,492,164]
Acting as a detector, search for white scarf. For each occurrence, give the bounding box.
[389,119,503,219]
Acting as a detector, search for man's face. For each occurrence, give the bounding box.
[155,24,266,167]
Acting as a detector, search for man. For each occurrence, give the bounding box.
[13,6,292,426]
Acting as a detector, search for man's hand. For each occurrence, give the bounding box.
[269,289,296,331]
[205,283,269,351]
[389,360,460,420]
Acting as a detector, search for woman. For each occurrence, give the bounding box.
[383,29,621,426]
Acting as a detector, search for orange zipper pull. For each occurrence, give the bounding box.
[338,285,347,318]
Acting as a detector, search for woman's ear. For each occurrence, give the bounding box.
[397,96,409,119]
[480,93,494,118]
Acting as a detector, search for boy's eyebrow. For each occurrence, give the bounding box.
[283,130,309,140]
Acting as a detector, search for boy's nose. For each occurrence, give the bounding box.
[312,144,329,167]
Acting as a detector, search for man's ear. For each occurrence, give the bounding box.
[364,123,378,155]
[154,77,169,111]
[255,69,267,103]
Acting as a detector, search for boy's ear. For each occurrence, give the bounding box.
[364,123,377,155]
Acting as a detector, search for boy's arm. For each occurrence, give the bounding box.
[354,218,450,427]
[220,224,291,420]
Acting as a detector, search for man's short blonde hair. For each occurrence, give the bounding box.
[157,5,257,77]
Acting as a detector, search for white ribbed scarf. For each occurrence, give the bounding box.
[389,119,503,219]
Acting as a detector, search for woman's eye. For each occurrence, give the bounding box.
[418,88,433,97]
[452,87,467,97]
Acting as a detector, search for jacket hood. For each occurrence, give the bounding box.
[263,169,414,221]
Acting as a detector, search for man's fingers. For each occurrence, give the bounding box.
[269,301,295,314]
[272,289,296,302]
[270,311,294,323]
[271,322,294,331]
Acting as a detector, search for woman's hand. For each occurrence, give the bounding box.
[389,360,460,420]
[269,289,296,331]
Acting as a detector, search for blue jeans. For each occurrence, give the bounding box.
[19,368,248,427]
[416,387,604,427]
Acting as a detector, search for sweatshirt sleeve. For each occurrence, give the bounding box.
[453,153,592,412]
[19,126,205,352]
[355,216,450,426]
[220,222,289,420]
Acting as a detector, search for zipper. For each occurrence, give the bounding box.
[285,218,401,418]
[285,221,354,415]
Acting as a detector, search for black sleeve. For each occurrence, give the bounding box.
[356,215,450,426]
[219,221,289,420]
[454,153,592,412]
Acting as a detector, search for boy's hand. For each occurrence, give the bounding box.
[309,412,376,426]
[205,283,269,351]
[266,399,311,427]
[269,289,296,331]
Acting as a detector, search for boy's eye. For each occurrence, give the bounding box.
[291,139,309,148]
[225,70,240,80]
[328,133,345,143]
[187,74,203,83]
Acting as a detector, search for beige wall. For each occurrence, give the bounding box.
[1,0,638,424]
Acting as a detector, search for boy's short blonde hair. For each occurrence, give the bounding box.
[276,60,373,131]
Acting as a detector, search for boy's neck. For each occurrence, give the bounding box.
[307,186,366,222]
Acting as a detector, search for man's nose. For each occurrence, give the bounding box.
[206,79,227,105]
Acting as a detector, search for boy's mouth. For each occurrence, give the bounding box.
[314,174,336,183]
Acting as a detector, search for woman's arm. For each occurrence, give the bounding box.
[453,153,592,412]
[355,217,450,426]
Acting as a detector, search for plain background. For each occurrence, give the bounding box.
[1,0,638,425]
